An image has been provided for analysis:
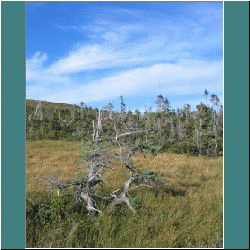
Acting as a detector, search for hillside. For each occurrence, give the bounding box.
[26,99,79,110]
[26,97,223,156]
[26,99,99,140]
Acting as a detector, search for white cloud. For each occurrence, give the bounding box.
[79,59,222,100]
[26,3,223,108]
[26,52,70,84]
[27,59,222,105]
[45,44,118,75]
[43,9,223,77]
[27,3,222,78]
[35,36,194,77]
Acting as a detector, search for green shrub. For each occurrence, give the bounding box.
[137,170,164,184]
[132,139,163,155]
[70,171,88,185]
[80,140,114,162]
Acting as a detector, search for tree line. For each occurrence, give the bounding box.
[26,89,223,156]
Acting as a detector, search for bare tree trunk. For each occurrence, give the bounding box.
[34,101,43,120]
[93,109,102,142]
[109,166,138,214]
[92,121,95,141]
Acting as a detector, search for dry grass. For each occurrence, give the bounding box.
[131,153,223,247]
[27,140,222,195]
[26,140,223,248]
[26,139,81,192]
[134,153,222,195]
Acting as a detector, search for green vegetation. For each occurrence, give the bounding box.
[26,140,223,248]
[26,90,223,157]
[26,91,223,247]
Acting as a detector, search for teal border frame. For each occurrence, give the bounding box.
[224,1,249,249]
[1,1,26,249]
[1,1,249,249]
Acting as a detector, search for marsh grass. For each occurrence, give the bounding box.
[26,140,223,248]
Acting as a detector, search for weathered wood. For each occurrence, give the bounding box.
[80,192,101,214]
[40,107,187,216]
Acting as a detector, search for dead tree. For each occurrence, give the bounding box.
[34,100,43,120]
[41,108,185,215]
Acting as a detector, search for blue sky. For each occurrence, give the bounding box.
[26,1,223,112]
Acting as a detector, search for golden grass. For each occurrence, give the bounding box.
[26,140,223,248]
[130,153,223,247]
[27,140,222,193]
[26,139,81,192]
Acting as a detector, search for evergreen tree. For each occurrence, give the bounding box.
[156,95,170,112]
[156,95,164,112]
[26,89,223,156]
[210,94,220,109]
[120,96,126,113]
[163,97,170,112]
[204,89,209,104]
[104,103,114,113]
[135,109,141,119]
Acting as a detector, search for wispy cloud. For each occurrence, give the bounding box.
[44,39,193,76]
[26,52,70,84]
[27,59,222,105]
[26,2,223,109]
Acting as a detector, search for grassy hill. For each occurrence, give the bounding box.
[26,99,98,140]
[26,99,81,110]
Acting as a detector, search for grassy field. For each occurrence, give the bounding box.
[26,139,80,192]
[26,139,223,248]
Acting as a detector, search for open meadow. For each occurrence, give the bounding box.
[26,139,223,248]
[25,2,224,248]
